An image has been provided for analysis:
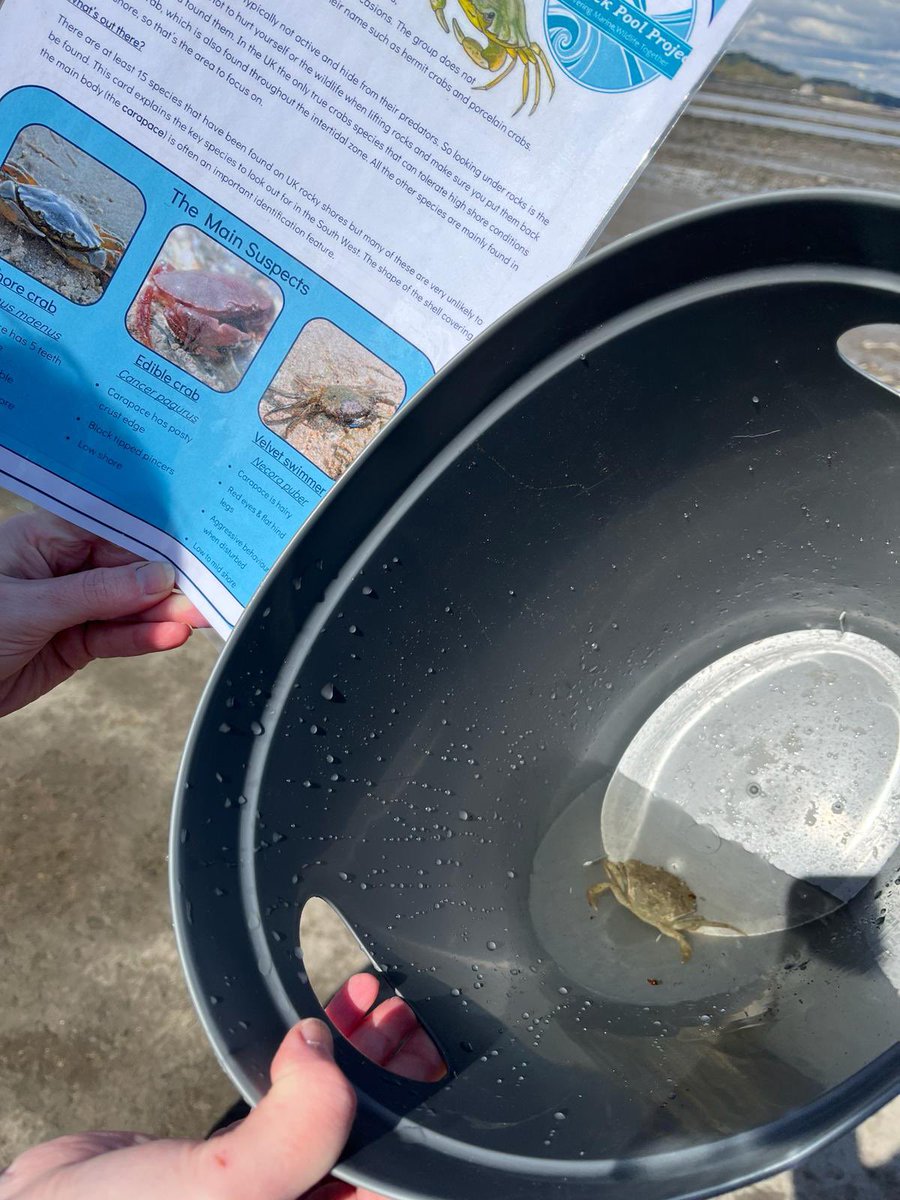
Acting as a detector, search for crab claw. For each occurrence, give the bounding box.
[431,0,449,33]
[452,18,507,70]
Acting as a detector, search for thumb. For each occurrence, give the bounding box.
[21,560,176,636]
[195,1020,356,1200]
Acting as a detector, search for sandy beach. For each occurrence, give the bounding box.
[597,87,900,248]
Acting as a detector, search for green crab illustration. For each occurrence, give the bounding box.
[430,0,555,115]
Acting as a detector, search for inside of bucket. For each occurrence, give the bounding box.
[249,276,900,1160]
[530,626,900,1005]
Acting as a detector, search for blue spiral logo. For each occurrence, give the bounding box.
[545,0,696,93]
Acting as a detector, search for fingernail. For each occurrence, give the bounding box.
[299,1018,333,1056]
[136,560,175,595]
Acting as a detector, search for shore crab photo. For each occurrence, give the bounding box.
[126,225,282,392]
[0,125,143,303]
[258,319,405,479]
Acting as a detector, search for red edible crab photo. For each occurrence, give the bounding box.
[125,224,283,392]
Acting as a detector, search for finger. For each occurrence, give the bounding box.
[192,1019,356,1200]
[83,621,193,658]
[306,1178,388,1200]
[22,560,176,637]
[346,997,420,1068]
[120,592,210,627]
[306,1181,356,1200]
[1,1130,154,1185]
[207,1119,244,1140]
[384,1026,447,1082]
[0,511,135,577]
[325,973,380,1037]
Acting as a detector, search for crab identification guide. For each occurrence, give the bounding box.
[0,0,751,634]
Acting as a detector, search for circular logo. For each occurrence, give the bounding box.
[545,0,696,94]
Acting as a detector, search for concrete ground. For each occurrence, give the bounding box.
[2,107,899,1197]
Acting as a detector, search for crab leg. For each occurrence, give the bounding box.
[430,0,449,33]
[691,918,746,936]
[664,927,694,963]
[0,161,38,186]
[536,44,556,99]
[530,52,541,116]
[475,54,517,92]
[586,882,611,909]
[512,58,530,117]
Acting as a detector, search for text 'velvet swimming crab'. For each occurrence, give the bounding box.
[0,161,125,278]
[263,383,384,440]
[587,858,745,963]
[134,264,276,359]
[430,0,555,114]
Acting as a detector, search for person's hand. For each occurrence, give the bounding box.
[0,508,207,718]
[0,974,445,1200]
[325,971,445,1085]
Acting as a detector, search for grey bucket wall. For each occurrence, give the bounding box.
[173,192,900,1200]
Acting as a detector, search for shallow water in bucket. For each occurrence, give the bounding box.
[530,628,900,1004]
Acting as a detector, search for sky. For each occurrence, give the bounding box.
[730,0,900,95]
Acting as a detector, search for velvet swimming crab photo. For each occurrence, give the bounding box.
[0,125,143,303]
[430,0,555,114]
[258,319,405,480]
[126,225,282,392]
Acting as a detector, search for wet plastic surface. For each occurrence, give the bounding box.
[173,193,900,1200]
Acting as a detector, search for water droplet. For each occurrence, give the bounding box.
[487,940,497,951]
[553,1110,567,1121]
[321,682,342,702]
[250,720,264,736]
[558,986,569,995]
[218,722,232,734]
[362,585,375,597]
[458,810,470,821]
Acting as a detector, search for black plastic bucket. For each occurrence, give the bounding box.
[172,192,900,1200]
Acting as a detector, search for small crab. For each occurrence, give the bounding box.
[264,383,384,440]
[0,161,124,278]
[587,858,744,963]
[133,263,275,359]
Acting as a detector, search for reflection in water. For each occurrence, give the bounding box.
[838,324,900,398]
[600,629,900,935]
